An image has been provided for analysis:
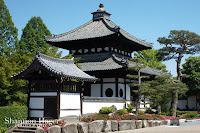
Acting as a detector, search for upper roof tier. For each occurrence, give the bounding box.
[12,51,97,82]
[45,4,153,51]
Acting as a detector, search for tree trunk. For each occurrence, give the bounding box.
[136,70,141,115]
[172,90,178,117]
[176,54,182,81]
[172,53,182,116]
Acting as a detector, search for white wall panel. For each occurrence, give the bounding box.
[60,92,80,109]
[60,110,81,117]
[103,83,115,97]
[83,101,125,114]
[126,84,130,100]
[29,98,44,109]
[30,92,57,96]
[30,110,43,118]
[118,83,125,98]
[91,84,101,97]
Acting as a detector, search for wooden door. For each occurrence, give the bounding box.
[44,97,57,119]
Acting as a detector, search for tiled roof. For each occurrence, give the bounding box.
[13,52,97,82]
[78,53,167,76]
[45,18,153,48]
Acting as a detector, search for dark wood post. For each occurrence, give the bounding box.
[57,82,61,119]
[100,78,103,97]
[27,81,31,119]
[124,78,126,100]
[80,82,83,116]
[116,77,118,97]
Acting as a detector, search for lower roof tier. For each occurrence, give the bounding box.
[75,53,167,76]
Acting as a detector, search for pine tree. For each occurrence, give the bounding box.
[18,16,61,59]
[126,58,149,115]
[134,49,167,72]
[157,30,200,116]
[0,0,18,56]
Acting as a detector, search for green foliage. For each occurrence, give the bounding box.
[0,0,18,56]
[182,56,200,103]
[126,103,134,113]
[176,111,198,117]
[0,106,28,128]
[99,107,114,114]
[117,109,128,115]
[134,49,167,72]
[145,108,155,114]
[140,75,188,116]
[18,16,61,59]
[138,110,145,115]
[0,127,8,133]
[157,30,200,61]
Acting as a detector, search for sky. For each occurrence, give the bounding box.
[4,0,200,77]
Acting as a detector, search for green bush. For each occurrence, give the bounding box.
[117,109,128,115]
[0,106,28,128]
[138,110,145,115]
[145,108,155,114]
[0,127,8,133]
[99,107,114,114]
[126,103,134,113]
[176,111,198,116]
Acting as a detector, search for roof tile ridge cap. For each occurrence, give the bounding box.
[50,20,93,39]
[111,54,128,66]
[37,55,64,76]
[39,52,74,64]
[120,28,153,46]
[102,19,119,33]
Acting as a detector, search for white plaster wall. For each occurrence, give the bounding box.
[83,101,125,114]
[30,92,57,96]
[103,78,115,82]
[60,92,80,109]
[103,83,115,97]
[118,83,125,98]
[29,98,44,109]
[60,110,80,117]
[30,110,43,118]
[126,84,130,100]
[91,84,101,97]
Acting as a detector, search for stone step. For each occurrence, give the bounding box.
[11,128,36,133]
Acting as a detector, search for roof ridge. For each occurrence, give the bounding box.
[37,51,74,64]
[45,20,93,40]
[111,54,128,67]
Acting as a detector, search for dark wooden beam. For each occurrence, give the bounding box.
[57,83,61,119]
[116,77,118,97]
[101,78,103,97]
[124,78,126,100]
[27,81,31,119]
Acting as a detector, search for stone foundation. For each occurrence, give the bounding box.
[37,120,168,133]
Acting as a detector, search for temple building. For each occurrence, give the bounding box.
[13,51,97,119]
[45,3,166,115]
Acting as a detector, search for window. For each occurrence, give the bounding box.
[119,89,123,97]
[105,88,113,97]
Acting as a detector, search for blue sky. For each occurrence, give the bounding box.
[4,0,200,76]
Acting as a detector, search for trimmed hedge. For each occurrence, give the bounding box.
[0,106,28,128]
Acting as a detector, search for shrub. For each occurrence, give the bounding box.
[138,110,145,115]
[145,108,155,114]
[126,103,134,113]
[0,127,8,133]
[176,111,198,117]
[117,109,128,115]
[80,114,110,122]
[0,106,28,128]
[99,107,114,114]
